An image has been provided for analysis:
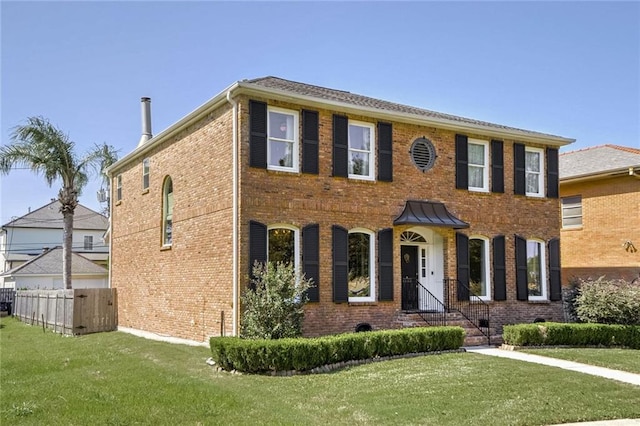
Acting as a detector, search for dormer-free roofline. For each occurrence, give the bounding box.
[108,77,575,175]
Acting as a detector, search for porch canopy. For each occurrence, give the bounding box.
[393,200,469,229]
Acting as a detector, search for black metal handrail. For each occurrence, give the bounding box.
[401,277,446,327]
[444,278,491,345]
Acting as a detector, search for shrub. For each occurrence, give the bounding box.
[575,277,640,325]
[210,326,465,373]
[502,322,640,348]
[240,261,313,340]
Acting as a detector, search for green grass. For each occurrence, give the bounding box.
[521,347,640,374]
[2,317,639,425]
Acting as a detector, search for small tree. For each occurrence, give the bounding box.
[241,261,313,339]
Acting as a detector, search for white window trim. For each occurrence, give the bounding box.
[84,235,93,251]
[525,147,545,198]
[348,227,376,302]
[561,195,583,229]
[527,239,547,301]
[267,224,300,275]
[469,236,491,301]
[142,158,150,190]
[468,139,489,192]
[267,106,299,173]
[162,177,173,247]
[116,175,122,202]
[348,121,376,181]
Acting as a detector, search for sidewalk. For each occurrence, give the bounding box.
[465,346,640,386]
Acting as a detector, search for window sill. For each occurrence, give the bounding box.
[527,299,549,304]
[141,189,149,195]
[348,301,378,306]
[115,200,122,206]
[160,245,172,251]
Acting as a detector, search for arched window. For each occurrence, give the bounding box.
[348,228,375,302]
[162,177,173,246]
[469,236,490,300]
[267,225,299,270]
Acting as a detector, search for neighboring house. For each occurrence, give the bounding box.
[0,200,109,289]
[107,76,573,344]
[1,247,108,289]
[559,144,640,284]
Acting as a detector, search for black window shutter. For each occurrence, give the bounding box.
[249,221,267,285]
[302,110,319,175]
[549,238,562,301]
[302,224,320,302]
[378,228,394,301]
[332,225,348,303]
[515,235,528,300]
[249,100,267,169]
[456,232,470,301]
[514,143,526,195]
[455,134,468,189]
[492,235,507,301]
[546,147,559,198]
[332,115,348,178]
[377,122,393,182]
[491,140,504,193]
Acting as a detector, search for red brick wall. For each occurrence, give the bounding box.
[560,175,640,284]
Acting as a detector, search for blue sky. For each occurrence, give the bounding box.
[1,1,639,225]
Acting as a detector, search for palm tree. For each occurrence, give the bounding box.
[0,116,119,289]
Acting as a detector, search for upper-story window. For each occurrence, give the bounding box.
[84,235,93,251]
[469,236,490,300]
[468,139,489,192]
[115,174,122,202]
[348,228,375,302]
[268,107,299,172]
[562,195,582,229]
[526,239,546,300]
[525,147,545,197]
[348,121,375,180]
[142,158,150,191]
[162,177,174,247]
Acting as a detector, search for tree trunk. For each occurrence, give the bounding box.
[60,188,77,290]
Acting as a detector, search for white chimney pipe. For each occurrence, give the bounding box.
[137,97,152,147]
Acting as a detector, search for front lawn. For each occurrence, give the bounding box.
[521,347,640,374]
[1,317,639,425]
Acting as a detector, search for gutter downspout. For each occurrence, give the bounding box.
[226,90,239,336]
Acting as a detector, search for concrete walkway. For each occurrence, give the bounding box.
[465,346,640,386]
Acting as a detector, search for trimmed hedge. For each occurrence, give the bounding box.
[210,326,465,374]
[503,322,640,349]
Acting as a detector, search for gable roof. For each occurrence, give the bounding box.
[109,76,574,174]
[2,200,108,230]
[1,247,107,277]
[560,144,640,181]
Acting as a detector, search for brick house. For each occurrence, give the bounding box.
[107,77,574,344]
[559,144,640,284]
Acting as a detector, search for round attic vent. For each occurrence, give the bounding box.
[410,137,437,172]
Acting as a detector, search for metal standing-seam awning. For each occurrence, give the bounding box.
[393,200,469,229]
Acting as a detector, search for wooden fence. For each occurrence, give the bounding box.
[13,288,118,335]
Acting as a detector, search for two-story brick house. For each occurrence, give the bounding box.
[107,77,573,344]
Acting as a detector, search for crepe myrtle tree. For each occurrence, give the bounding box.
[0,116,119,289]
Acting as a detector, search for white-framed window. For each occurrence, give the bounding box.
[267,225,299,272]
[115,174,122,202]
[268,107,299,172]
[527,239,547,300]
[562,195,582,229]
[348,228,375,302]
[142,158,150,190]
[468,139,489,192]
[162,176,174,247]
[469,236,490,300]
[348,121,375,180]
[525,147,545,197]
[83,235,93,251]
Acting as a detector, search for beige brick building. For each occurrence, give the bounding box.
[559,145,640,284]
[107,77,574,344]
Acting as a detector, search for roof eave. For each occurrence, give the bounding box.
[560,166,640,184]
